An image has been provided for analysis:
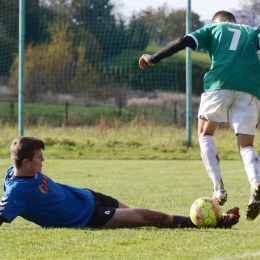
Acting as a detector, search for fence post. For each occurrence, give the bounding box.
[65,101,69,125]
[174,101,178,124]
[18,0,25,136]
[186,0,192,146]
[10,101,14,118]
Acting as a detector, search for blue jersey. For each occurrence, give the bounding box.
[0,166,95,227]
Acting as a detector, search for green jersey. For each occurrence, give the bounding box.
[189,23,260,98]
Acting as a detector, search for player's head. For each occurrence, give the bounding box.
[10,136,45,168]
[212,11,237,24]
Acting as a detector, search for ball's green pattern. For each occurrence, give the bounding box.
[190,197,222,228]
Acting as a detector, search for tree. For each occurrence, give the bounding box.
[0,0,42,76]
[0,23,16,76]
[72,26,103,63]
[134,5,204,45]
[8,20,100,98]
[167,10,204,40]
[0,0,41,44]
[70,0,127,59]
[234,0,260,26]
[135,5,169,45]
[127,15,149,50]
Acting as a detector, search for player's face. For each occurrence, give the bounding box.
[27,149,44,175]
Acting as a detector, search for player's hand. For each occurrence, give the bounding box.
[216,207,240,229]
[139,54,154,69]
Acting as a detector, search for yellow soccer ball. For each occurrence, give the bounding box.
[190,197,222,228]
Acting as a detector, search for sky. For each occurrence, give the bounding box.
[113,0,242,22]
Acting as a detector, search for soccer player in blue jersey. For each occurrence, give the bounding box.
[139,10,260,220]
[0,136,239,228]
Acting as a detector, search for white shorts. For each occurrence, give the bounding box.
[198,90,260,135]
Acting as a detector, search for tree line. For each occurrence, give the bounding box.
[0,0,258,100]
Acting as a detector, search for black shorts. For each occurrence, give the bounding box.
[85,189,119,228]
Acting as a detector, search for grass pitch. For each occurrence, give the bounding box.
[1,159,260,260]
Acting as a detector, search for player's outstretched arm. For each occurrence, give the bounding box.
[139,36,196,69]
[215,207,240,229]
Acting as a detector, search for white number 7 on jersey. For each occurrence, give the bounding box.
[228,28,241,51]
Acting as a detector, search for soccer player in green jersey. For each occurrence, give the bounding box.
[139,10,260,221]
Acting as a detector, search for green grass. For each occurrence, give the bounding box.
[0,124,255,160]
[0,101,127,124]
[0,100,186,127]
[1,159,260,259]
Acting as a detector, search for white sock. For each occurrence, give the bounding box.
[240,146,260,185]
[199,135,224,191]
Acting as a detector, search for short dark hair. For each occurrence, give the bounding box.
[212,10,237,23]
[10,136,45,168]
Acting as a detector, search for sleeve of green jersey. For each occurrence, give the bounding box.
[188,24,211,51]
[258,32,260,50]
